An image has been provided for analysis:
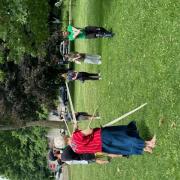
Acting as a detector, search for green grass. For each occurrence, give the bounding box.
[69,0,180,180]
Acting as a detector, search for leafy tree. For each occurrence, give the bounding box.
[0,53,66,129]
[0,1,67,179]
[0,127,52,180]
[0,0,50,61]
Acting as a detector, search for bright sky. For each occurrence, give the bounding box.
[0,177,8,180]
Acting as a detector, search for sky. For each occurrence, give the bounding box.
[0,177,8,180]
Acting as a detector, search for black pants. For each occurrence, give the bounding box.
[77,72,99,81]
[83,26,112,38]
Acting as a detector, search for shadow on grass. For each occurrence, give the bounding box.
[138,120,153,140]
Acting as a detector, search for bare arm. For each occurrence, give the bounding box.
[72,26,80,32]
[73,29,81,38]
[81,128,93,136]
[72,27,81,38]
[73,122,78,132]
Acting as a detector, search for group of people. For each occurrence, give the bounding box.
[48,24,156,167]
[61,25,115,82]
[49,121,156,165]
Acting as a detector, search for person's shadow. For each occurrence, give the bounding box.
[138,120,153,140]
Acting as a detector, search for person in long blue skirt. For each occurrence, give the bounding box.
[69,121,156,156]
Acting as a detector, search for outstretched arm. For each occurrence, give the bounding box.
[73,30,81,38]
[72,27,81,38]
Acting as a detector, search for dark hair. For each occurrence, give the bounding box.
[48,150,57,161]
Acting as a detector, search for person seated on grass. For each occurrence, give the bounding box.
[49,145,123,165]
[62,70,101,83]
[64,52,102,65]
[68,121,156,156]
[61,25,114,41]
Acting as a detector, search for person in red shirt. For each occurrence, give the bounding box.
[68,121,156,156]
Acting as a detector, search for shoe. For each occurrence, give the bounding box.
[103,33,114,38]
[99,77,102,80]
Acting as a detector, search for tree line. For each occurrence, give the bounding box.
[0,0,69,179]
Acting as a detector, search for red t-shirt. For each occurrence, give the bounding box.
[71,128,102,154]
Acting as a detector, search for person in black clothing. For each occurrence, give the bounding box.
[83,26,114,38]
[62,25,114,41]
[62,70,101,83]
[61,145,96,164]
[49,146,128,165]
[61,146,128,165]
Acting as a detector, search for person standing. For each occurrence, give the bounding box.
[68,121,156,156]
[62,25,114,41]
[64,52,102,65]
[49,146,123,165]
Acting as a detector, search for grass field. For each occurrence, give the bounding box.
[69,0,180,180]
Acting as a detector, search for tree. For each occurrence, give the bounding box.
[0,0,50,61]
[0,127,52,180]
[0,53,66,128]
[0,1,67,179]
[0,120,66,131]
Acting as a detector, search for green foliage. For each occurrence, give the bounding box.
[0,51,3,64]
[0,127,51,180]
[0,55,64,125]
[0,0,49,61]
[37,104,49,120]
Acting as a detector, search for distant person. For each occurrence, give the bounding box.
[61,112,101,121]
[62,25,114,41]
[64,52,101,65]
[62,70,101,83]
[68,121,156,156]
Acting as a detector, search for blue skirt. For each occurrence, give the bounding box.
[101,121,145,155]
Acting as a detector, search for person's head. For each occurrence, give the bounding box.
[48,149,58,161]
[53,136,66,149]
[62,31,69,38]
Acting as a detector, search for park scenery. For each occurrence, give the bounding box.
[0,0,179,180]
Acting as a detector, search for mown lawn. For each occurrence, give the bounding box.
[68,0,180,180]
